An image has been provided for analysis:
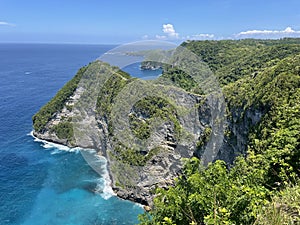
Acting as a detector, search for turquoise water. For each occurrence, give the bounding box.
[0,44,145,225]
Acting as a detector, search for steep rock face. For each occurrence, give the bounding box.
[33,39,300,208]
[32,61,266,206]
[105,89,205,205]
[216,107,263,164]
[33,61,228,205]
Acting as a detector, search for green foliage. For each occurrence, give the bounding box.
[129,114,151,140]
[96,69,132,135]
[129,96,182,140]
[140,158,271,225]
[112,142,162,166]
[196,126,212,150]
[139,39,300,225]
[255,184,300,225]
[158,39,300,97]
[182,39,300,85]
[96,69,132,116]
[113,143,146,166]
[51,121,74,141]
[32,39,300,224]
[32,66,87,132]
[111,96,182,166]
[160,67,204,95]
[224,54,300,186]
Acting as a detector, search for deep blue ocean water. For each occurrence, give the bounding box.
[0,43,158,225]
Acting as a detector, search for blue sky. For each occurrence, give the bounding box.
[1,0,300,44]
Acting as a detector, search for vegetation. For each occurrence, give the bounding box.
[139,158,270,225]
[111,96,181,166]
[32,38,300,224]
[181,38,300,85]
[255,184,300,225]
[159,67,204,95]
[32,66,87,132]
[96,68,132,135]
[95,64,183,166]
[196,126,212,151]
[129,96,181,140]
[112,142,162,166]
[138,39,300,224]
[51,121,74,140]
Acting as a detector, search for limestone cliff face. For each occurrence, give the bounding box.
[216,107,263,164]
[33,61,264,206]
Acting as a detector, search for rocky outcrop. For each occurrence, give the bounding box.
[140,61,163,70]
[33,61,264,206]
[216,107,263,164]
[33,100,76,147]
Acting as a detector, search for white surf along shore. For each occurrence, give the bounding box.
[29,131,116,200]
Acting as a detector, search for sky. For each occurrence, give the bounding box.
[1,0,300,44]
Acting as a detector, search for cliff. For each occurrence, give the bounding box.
[139,40,300,224]
[33,39,300,206]
[33,60,217,205]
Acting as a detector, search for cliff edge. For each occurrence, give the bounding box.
[33,39,300,206]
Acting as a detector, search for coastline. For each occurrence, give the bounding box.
[30,131,84,153]
[30,131,114,195]
[30,131,146,210]
[32,130,76,149]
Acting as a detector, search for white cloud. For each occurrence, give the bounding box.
[153,23,215,41]
[236,27,300,38]
[147,25,300,42]
[162,24,179,39]
[0,21,16,27]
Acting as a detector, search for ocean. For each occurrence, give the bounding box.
[0,43,160,225]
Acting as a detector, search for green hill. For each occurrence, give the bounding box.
[139,39,300,224]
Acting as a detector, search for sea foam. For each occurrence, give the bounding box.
[29,131,95,154]
[29,131,115,199]
[98,157,116,200]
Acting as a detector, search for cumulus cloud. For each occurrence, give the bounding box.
[162,24,179,39]
[0,21,16,27]
[153,23,215,41]
[236,27,300,38]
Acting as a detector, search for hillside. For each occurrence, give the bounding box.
[139,39,300,224]
[182,38,300,85]
[33,39,300,223]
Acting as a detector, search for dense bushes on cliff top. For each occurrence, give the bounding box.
[181,38,300,85]
[32,66,88,133]
[139,40,300,224]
